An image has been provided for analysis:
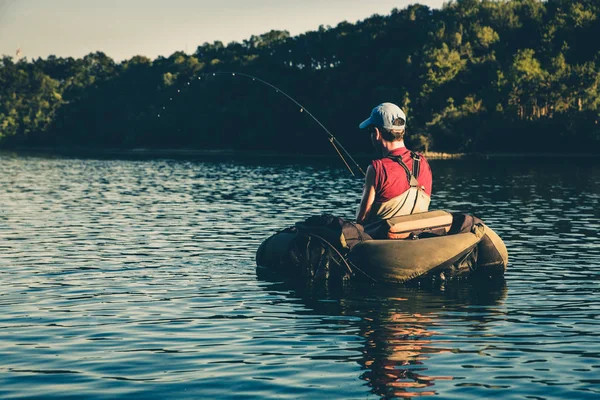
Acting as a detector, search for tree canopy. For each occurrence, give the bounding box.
[1,0,599,154]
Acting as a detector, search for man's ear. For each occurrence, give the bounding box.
[374,127,381,140]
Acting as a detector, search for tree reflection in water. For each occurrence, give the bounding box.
[257,272,507,399]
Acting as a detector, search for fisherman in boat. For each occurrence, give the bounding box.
[356,102,433,226]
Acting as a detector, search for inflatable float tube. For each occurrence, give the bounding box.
[256,210,508,284]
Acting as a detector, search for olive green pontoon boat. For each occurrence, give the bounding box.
[256,210,508,284]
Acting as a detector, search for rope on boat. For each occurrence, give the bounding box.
[299,233,378,283]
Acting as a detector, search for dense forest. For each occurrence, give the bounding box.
[1,0,600,154]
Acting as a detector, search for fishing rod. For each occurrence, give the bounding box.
[159,71,365,178]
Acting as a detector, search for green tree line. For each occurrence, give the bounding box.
[1,0,599,154]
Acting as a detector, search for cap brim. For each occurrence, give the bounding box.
[359,117,372,129]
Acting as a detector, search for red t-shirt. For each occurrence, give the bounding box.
[371,147,433,203]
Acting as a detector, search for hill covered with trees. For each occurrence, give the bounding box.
[1,0,599,154]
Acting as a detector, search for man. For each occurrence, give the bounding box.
[355,102,432,226]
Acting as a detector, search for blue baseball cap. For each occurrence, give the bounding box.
[359,102,406,130]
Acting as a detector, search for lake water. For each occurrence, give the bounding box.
[1,152,599,399]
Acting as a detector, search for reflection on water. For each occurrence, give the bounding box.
[361,310,450,398]
[260,277,507,398]
[0,152,599,399]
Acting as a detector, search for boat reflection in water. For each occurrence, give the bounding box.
[359,308,446,397]
[257,272,507,398]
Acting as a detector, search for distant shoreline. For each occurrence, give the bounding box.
[2,147,599,160]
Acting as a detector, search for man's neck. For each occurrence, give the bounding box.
[383,141,405,155]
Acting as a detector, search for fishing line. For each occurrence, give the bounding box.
[157,71,365,177]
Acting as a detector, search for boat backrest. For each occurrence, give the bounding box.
[386,210,453,239]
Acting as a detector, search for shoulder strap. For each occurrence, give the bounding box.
[411,152,421,178]
[387,155,419,187]
[386,155,411,183]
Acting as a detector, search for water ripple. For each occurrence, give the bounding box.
[0,153,599,399]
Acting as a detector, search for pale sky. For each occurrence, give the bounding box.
[0,0,446,62]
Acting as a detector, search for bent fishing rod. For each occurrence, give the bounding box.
[162,71,365,178]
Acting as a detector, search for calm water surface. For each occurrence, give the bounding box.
[0,152,599,399]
